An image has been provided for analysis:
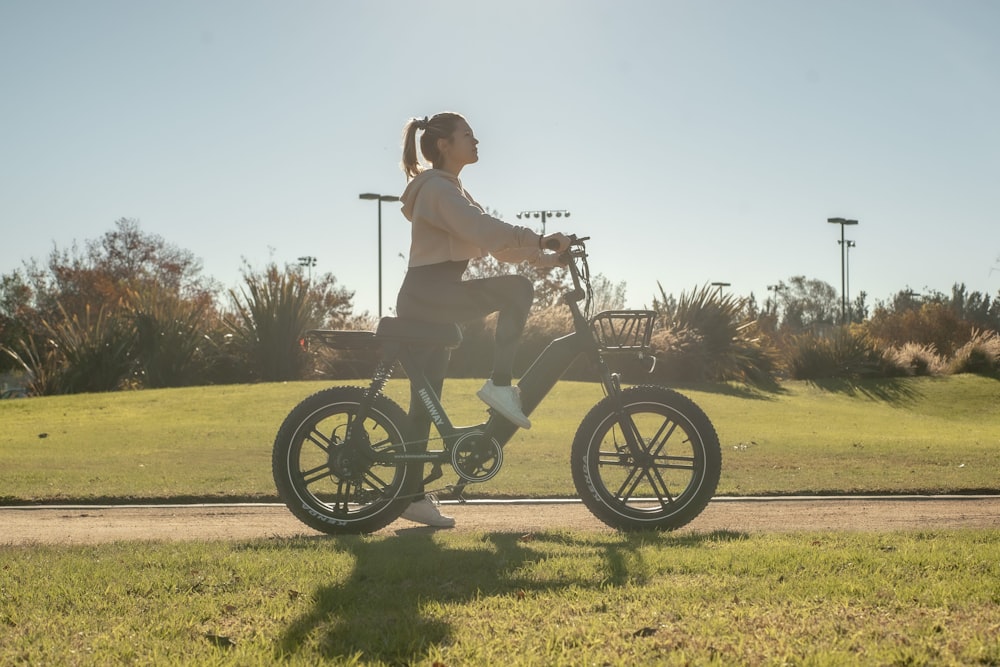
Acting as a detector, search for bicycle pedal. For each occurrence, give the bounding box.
[445,483,468,503]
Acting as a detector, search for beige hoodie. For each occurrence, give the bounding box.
[400,169,548,267]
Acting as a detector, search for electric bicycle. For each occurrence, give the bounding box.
[272,236,721,533]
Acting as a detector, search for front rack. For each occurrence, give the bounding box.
[589,310,656,352]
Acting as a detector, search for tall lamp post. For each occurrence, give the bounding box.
[359,193,400,318]
[516,209,570,235]
[843,240,856,323]
[827,217,859,324]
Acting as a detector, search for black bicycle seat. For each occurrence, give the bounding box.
[375,317,463,349]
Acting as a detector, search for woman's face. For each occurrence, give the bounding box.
[439,121,479,173]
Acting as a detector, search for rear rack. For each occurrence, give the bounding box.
[589,310,656,352]
[301,329,378,351]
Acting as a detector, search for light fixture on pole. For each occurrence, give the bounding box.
[360,193,401,318]
[516,209,570,236]
[827,217,859,324]
[297,255,317,282]
[710,281,731,299]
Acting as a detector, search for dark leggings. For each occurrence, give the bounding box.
[395,260,533,492]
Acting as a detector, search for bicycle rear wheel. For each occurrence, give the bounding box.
[571,385,721,531]
[272,386,419,534]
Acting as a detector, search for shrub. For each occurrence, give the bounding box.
[5,302,136,394]
[787,327,892,380]
[650,285,779,386]
[225,265,317,382]
[948,329,1000,376]
[518,306,575,371]
[863,301,970,357]
[882,342,945,377]
[2,334,55,396]
[129,286,213,388]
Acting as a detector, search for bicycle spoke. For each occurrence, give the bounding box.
[643,417,676,456]
[653,454,696,471]
[614,464,644,501]
[369,434,396,454]
[643,465,675,506]
[331,480,362,514]
[621,472,647,502]
[304,426,336,454]
[301,462,332,486]
[362,468,393,494]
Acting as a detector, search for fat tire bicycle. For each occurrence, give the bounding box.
[272,236,721,533]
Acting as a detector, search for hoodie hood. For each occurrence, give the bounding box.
[400,169,461,222]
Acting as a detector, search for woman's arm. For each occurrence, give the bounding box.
[427,178,541,252]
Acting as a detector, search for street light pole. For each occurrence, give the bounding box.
[360,193,401,318]
[842,240,856,323]
[516,209,571,236]
[827,217,859,324]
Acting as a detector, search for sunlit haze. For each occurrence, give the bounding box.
[2,0,998,317]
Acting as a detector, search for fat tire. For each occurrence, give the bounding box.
[272,386,418,534]
[571,385,721,531]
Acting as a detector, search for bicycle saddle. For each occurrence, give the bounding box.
[375,317,463,349]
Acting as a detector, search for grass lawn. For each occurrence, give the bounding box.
[2,529,999,665]
[1,374,998,503]
[3,376,999,665]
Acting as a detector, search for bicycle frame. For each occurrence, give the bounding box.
[357,237,640,477]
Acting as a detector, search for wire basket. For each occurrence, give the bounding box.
[589,310,656,352]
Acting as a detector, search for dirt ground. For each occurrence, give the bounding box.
[3,496,999,545]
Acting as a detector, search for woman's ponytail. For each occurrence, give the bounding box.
[401,118,424,180]
[400,112,466,181]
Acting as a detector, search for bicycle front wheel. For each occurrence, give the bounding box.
[571,385,721,531]
[272,386,419,534]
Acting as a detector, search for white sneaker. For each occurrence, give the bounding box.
[477,379,531,429]
[400,495,455,528]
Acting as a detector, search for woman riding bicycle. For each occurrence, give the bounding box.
[395,111,570,527]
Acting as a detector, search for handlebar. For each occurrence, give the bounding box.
[542,234,590,253]
[551,235,592,311]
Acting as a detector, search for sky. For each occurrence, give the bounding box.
[2,0,999,318]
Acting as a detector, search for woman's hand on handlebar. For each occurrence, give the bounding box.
[541,232,572,253]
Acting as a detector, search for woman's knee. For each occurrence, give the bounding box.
[507,275,534,310]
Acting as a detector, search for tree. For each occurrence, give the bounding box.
[949,283,1000,331]
[0,270,34,373]
[778,276,838,331]
[2,218,221,390]
[20,217,217,323]
[589,273,627,313]
[850,290,870,323]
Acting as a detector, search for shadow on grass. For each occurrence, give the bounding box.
[806,377,924,404]
[671,381,788,400]
[273,528,745,663]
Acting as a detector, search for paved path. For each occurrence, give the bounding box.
[3,496,998,544]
